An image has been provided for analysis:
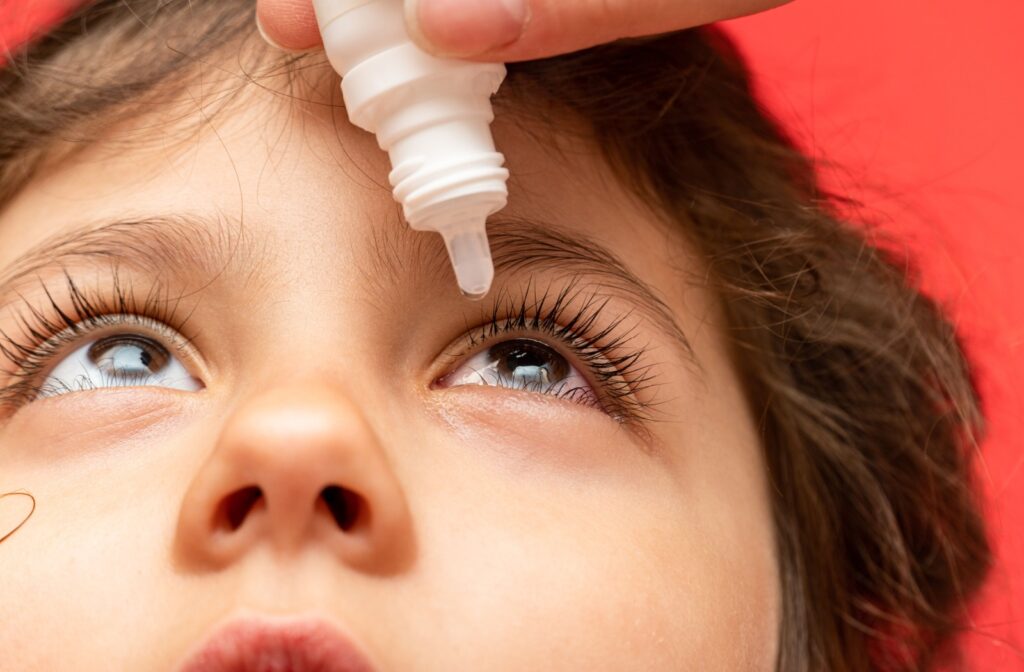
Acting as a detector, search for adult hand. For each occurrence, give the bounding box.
[256,0,792,61]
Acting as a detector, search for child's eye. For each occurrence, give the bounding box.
[438,338,599,407]
[39,332,202,398]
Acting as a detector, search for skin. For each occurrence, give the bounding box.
[0,49,779,670]
[256,0,794,60]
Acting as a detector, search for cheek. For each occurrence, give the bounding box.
[413,468,774,669]
[0,451,179,669]
[0,398,207,669]
[410,393,779,670]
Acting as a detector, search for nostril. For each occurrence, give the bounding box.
[219,486,263,531]
[321,485,361,531]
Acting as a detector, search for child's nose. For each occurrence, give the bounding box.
[173,382,415,575]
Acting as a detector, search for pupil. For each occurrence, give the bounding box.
[507,347,543,369]
[491,340,569,386]
[89,336,167,376]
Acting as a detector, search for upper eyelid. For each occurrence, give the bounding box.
[0,269,205,378]
[38,312,173,344]
[20,314,194,371]
[0,246,671,401]
[0,214,700,379]
[440,285,663,418]
[0,270,663,431]
[53,314,196,358]
[0,312,205,409]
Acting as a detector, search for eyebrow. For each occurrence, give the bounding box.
[0,214,260,297]
[0,213,697,364]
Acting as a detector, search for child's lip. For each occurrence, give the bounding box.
[175,614,377,672]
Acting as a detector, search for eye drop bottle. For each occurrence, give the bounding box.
[312,0,509,299]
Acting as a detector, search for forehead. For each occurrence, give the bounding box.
[0,50,703,312]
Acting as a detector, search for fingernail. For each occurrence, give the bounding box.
[412,0,530,57]
[255,13,286,51]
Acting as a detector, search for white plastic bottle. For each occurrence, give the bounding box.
[312,0,509,299]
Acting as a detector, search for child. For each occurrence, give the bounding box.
[0,1,990,669]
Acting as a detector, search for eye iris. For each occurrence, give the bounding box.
[491,339,569,388]
[88,336,168,378]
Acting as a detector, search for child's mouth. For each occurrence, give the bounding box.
[175,615,377,672]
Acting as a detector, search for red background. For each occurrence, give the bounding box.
[3,0,1022,667]
[725,2,1024,667]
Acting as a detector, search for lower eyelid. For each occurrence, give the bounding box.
[1,386,193,447]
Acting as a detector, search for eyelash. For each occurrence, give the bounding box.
[0,272,659,424]
[453,280,659,424]
[0,269,198,409]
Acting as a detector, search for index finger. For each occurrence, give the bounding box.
[255,0,793,60]
[416,0,794,61]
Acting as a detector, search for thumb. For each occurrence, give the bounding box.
[256,0,321,52]
[407,0,792,61]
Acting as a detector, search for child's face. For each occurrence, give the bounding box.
[0,58,779,670]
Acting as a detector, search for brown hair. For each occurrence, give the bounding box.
[0,2,992,669]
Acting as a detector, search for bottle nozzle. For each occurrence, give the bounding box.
[440,225,494,300]
[313,0,508,301]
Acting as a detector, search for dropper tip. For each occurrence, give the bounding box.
[459,287,490,301]
[441,225,495,301]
